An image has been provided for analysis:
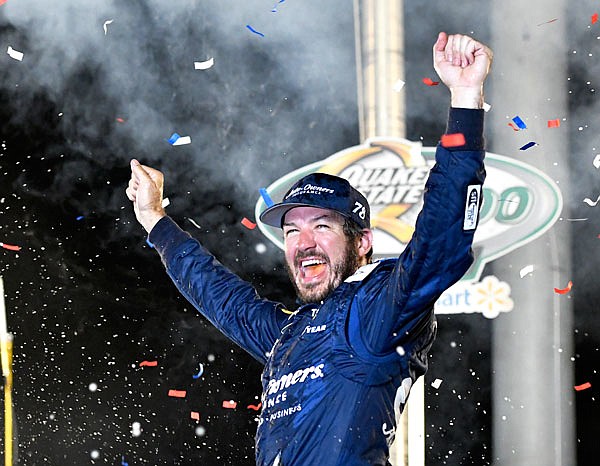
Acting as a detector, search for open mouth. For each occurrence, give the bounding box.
[300,258,327,279]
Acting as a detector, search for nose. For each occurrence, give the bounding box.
[297,228,316,251]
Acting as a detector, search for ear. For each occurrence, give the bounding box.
[357,228,373,259]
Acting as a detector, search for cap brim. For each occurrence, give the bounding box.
[259,202,316,229]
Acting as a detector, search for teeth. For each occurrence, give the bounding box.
[301,259,324,267]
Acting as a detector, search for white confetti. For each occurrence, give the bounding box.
[483,102,492,112]
[519,264,534,278]
[88,382,98,392]
[583,195,600,207]
[593,154,600,169]
[7,46,23,61]
[431,378,443,389]
[172,135,191,146]
[90,450,100,459]
[187,217,202,229]
[395,346,405,356]
[194,57,215,70]
[392,79,405,92]
[161,197,170,208]
[103,19,114,35]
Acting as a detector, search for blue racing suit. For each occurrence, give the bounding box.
[148,108,486,466]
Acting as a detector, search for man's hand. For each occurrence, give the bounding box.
[433,32,493,109]
[126,159,166,233]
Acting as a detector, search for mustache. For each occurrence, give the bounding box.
[294,251,329,267]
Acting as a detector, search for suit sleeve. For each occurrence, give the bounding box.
[356,108,486,355]
[149,216,287,364]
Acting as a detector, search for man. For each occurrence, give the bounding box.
[126,31,492,466]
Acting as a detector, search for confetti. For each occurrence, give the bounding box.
[76,215,85,221]
[593,13,599,25]
[519,141,537,151]
[187,217,202,229]
[246,25,265,37]
[395,346,405,356]
[167,133,181,144]
[441,133,466,147]
[222,400,237,409]
[145,238,155,249]
[511,116,527,129]
[247,403,262,411]
[116,117,125,123]
[139,360,158,367]
[241,217,257,230]
[168,389,187,398]
[575,382,592,391]
[537,18,558,26]
[271,0,285,12]
[431,378,443,389]
[260,188,274,207]
[190,411,200,420]
[194,57,214,70]
[547,118,560,128]
[0,0,8,5]
[422,77,439,86]
[0,242,21,251]
[172,136,191,146]
[103,19,113,35]
[482,102,492,112]
[7,46,23,61]
[553,280,572,295]
[519,264,534,278]
[121,456,128,466]
[507,122,520,131]
[583,195,600,207]
[392,79,405,92]
[192,364,204,379]
[593,154,600,168]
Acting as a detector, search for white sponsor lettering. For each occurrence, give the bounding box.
[463,184,481,230]
[264,363,325,397]
[304,324,326,334]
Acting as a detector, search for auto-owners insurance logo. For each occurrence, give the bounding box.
[255,138,562,318]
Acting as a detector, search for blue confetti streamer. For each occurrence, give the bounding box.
[167,133,181,144]
[76,215,85,221]
[146,238,155,249]
[121,456,129,466]
[511,116,527,130]
[271,0,285,12]
[246,25,265,37]
[260,188,274,207]
[192,363,204,379]
[519,141,537,151]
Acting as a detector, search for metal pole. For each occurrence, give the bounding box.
[353,2,422,465]
[488,2,575,464]
[0,278,14,466]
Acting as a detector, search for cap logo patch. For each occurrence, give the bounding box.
[285,184,335,199]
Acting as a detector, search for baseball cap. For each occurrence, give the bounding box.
[259,172,370,230]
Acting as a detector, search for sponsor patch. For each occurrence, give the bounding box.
[463,185,481,230]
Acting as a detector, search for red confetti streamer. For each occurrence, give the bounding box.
[190,411,200,420]
[574,382,592,391]
[168,389,187,398]
[247,403,262,411]
[222,400,237,409]
[553,280,573,295]
[422,77,439,86]
[441,133,466,147]
[592,13,599,25]
[507,122,520,131]
[139,360,158,367]
[547,119,560,128]
[241,217,257,230]
[116,117,125,123]
[0,242,21,251]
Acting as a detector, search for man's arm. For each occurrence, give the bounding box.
[354,33,492,355]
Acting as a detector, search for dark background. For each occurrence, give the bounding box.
[0,1,598,465]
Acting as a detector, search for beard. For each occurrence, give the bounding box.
[286,240,361,304]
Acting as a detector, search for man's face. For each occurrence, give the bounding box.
[282,206,361,303]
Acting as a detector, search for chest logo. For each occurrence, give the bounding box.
[305,324,326,334]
